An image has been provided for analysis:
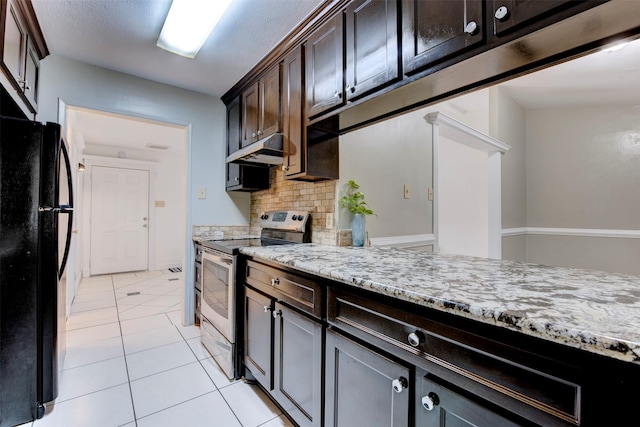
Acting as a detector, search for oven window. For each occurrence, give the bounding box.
[203,258,231,319]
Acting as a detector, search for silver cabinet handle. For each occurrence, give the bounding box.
[282,165,289,172]
[257,130,263,136]
[392,377,408,393]
[272,309,282,319]
[408,331,423,347]
[252,132,257,138]
[421,393,440,411]
[270,278,280,286]
[465,21,479,35]
[495,5,509,21]
[263,305,272,313]
[234,177,239,181]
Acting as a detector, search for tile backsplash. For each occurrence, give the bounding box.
[250,168,338,245]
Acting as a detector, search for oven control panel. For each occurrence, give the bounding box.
[259,210,310,232]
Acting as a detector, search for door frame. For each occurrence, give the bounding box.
[82,155,157,277]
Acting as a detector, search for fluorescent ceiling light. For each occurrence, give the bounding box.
[157,0,233,58]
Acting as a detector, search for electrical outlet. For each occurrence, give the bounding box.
[404,184,410,199]
[428,187,434,201]
[197,187,206,199]
[326,213,334,228]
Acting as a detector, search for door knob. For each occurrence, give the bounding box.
[421,393,440,411]
[143,217,147,221]
[392,377,408,393]
[142,224,148,228]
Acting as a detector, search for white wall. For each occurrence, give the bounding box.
[38,55,251,324]
[82,144,184,270]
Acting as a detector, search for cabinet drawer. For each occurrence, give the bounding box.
[246,260,323,319]
[328,288,581,426]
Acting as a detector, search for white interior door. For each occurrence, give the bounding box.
[90,166,150,275]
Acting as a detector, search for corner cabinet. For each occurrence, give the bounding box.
[0,0,47,115]
[226,96,269,192]
[402,0,484,76]
[282,45,339,181]
[241,64,281,148]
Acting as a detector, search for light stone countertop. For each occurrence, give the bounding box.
[239,243,640,365]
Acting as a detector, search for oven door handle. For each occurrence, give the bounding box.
[202,251,234,267]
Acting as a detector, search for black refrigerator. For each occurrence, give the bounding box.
[0,116,73,427]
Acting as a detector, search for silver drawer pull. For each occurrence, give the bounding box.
[422,393,440,411]
[272,309,282,319]
[392,377,408,393]
[263,305,271,313]
[270,278,280,286]
[408,331,423,347]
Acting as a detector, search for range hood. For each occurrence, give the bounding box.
[226,133,283,165]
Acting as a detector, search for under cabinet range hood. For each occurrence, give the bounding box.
[226,133,283,165]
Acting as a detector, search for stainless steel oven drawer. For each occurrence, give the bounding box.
[201,315,234,380]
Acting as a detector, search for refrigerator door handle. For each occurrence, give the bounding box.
[58,141,74,280]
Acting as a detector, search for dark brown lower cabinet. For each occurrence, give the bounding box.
[325,329,410,427]
[273,302,323,427]
[245,287,273,389]
[244,286,322,427]
[415,370,521,427]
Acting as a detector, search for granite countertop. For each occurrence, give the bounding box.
[239,244,640,365]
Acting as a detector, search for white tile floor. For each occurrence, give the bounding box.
[18,270,293,427]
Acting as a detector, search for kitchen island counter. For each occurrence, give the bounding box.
[240,244,640,365]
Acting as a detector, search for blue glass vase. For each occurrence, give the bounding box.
[352,213,366,247]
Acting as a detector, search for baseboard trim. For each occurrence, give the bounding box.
[502,227,640,239]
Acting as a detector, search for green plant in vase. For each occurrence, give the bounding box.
[339,180,375,246]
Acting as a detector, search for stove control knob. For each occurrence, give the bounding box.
[291,215,296,221]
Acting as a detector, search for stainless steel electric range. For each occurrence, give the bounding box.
[198,210,311,379]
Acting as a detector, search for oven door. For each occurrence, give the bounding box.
[201,250,235,343]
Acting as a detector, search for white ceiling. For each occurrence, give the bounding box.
[31,0,324,98]
[33,1,639,152]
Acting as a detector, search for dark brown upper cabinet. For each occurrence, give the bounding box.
[1,0,46,114]
[227,96,269,192]
[282,45,304,177]
[305,13,344,118]
[402,0,484,76]
[345,0,400,102]
[241,64,281,148]
[492,0,579,36]
[283,45,338,181]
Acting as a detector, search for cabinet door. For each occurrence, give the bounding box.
[241,81,259,148]
[416,374,521,427]
[273,303,322,427]
[245,287,273,390]
[345,0,399,101]
[325,330,410,427]
[492,0,576,35]
[259,65,281,139]
[2,0,27,85]
[402,0,483,76]
[282,45,304,177]
[305,14,344,118]
[226,97,242,188]
[22,37,38,110]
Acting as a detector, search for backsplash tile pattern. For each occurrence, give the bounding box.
[192,225,252,240]
[250,168,338,245]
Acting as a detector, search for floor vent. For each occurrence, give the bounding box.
[168,267,182,273]
[126,292,141,296]
[168,278,179,281]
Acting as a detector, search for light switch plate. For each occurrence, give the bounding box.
[197,187,206,199]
